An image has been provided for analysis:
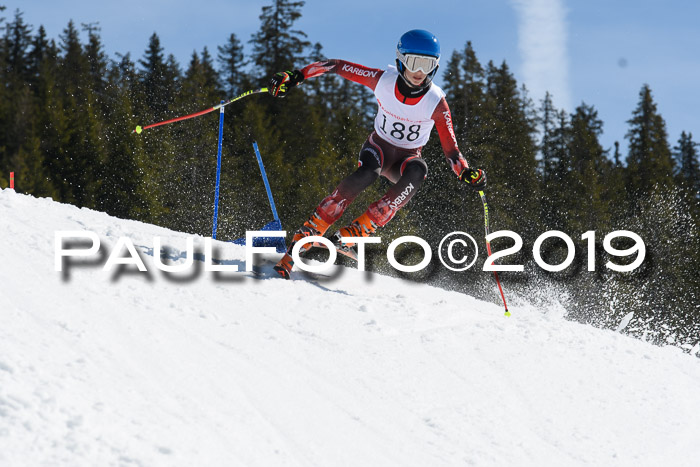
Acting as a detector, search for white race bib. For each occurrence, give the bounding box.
[372,66,444,149]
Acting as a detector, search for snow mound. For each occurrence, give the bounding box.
[1,188,699,466]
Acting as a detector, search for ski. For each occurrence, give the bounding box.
[273,238,360,279]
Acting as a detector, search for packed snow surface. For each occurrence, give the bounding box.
[1,188,699,466]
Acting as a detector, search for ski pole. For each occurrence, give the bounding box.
[132,87,269,134]
[478,190,510,316]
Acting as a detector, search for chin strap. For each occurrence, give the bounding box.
[396,60,434,94]
[397,75,432,98]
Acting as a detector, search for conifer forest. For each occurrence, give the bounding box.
[1,3,698,351]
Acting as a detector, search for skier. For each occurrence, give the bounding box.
[269,29,487,279]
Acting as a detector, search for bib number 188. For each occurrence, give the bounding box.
[380,114,421,142]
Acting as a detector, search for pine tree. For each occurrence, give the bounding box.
[0,10,59,197]
[1,9,33,155]
[538,98,570,230]
[9,136,56,197]
[115,52,170,223]
[12,25,57,198]
[133,35,183,229]
[613,141,621,166]
[50,19,83,203]
[32,34,66,201]
[179,48,220,106]
[674,131,699,197]
[440,42,488,154]
[612,89,696,343]
[562,103,612,232]
[217,33,247,96]
[55,20,104,207]
[95,52,149,219]
[604,141,628,222]
[82,22,107,98]
[625,84,675,202]
[166,49,223,234]
[138,33,180,117]
[538,92,558,183]
[0,6,7,185]
[4,9,32,82]
[459,42,488,149]
[26,24,48,84]
[481,60,540,239]
[248,0,310,78]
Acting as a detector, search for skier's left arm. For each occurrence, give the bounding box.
[432,98,468,176]
[432,98,487,189]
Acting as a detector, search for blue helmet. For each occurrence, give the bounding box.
[396,29,441,88]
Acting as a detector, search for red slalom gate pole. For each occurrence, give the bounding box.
[131,87,269,135]
[478,190,510,316]
[10,172,14,189]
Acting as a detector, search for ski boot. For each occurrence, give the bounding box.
[274,211,331,279]
[329,212,378,261]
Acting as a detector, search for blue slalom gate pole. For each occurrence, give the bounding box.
[252,141,281,225]
[211,101,225,239]
[231,143,285,252]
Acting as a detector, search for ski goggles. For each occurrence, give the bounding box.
[396,51,440,74]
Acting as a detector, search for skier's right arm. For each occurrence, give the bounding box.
[268,59,383,97]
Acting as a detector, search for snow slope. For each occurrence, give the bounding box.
[1,188,699,467]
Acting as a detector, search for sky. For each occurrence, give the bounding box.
[5,0,700,158]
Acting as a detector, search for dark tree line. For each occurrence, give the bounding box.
[1,3,698,351]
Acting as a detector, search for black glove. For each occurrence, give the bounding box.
[459,167,487,189]
[268,70,304,97]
